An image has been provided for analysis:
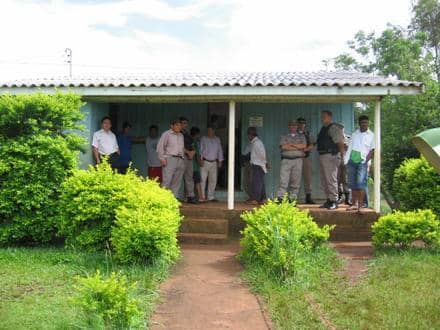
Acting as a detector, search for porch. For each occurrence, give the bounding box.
[0,71,424,214]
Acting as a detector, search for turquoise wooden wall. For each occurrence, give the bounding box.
[81,102,354,201]
[116,103,208,177]
[79,102,109,169]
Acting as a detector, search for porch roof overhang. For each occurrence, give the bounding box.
[0,71,424,103]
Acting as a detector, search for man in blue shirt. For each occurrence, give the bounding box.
[115,122,133,174]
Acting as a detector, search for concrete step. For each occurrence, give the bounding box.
[180,218,229,235]
[181,206,230,219]
[178,233,229,244]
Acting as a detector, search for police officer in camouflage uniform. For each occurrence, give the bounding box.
[317,111,345,210]
[277,120,307,202]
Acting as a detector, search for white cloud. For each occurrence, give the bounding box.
[0,0,413,79]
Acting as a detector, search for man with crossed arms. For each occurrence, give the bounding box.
[276,120,307,202]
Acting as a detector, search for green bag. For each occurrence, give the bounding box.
[350,150,362,164]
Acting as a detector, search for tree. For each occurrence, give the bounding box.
[411,0,440,81]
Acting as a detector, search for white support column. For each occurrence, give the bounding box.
[374,99,381,213]
[227,101,236,210]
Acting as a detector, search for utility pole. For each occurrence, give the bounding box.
[65,48,72,78]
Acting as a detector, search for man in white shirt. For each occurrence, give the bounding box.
[344,115,375,213]
[200,126,224,202]
[244,127,267,205]
[92,116,120,167]
[145,125,162,182]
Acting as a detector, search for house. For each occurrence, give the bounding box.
[0,71,423,212]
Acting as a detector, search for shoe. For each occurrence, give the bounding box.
[327,201,338,210]
[187,197,198,204]
[305,194,315,204]
[319,199,331,208]
[344,193,352,206]
[208,198,219,202]
[276,197,283,204]
[337,192,343,204]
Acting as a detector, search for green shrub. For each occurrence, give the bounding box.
[72,270,141,329]
[58,162,181,264]
[372,209,440,248]
[393,157,440,215]
[0,93,84,245]
[58,162,138,250]
[111,180,181,264]
[239,199,334,279]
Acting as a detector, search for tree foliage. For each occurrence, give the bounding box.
[411,0,440,81]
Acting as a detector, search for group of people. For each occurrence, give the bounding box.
[237,110,375,213]
[91,110,375,213]
[92,116,225,204]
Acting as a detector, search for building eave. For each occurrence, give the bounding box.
[0,85,423,103]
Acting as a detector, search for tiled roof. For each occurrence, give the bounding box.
[0,71,423,88]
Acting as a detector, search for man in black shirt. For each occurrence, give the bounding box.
[180,117,197,204]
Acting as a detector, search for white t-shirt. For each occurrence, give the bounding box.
[92,129,119,155]
[344,128,375,164]
[145,136,161,167]
[245,136,267,173]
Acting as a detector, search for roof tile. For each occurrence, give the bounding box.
[0,71,423,89]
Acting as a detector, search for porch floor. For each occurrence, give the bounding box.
[179,202,379,242]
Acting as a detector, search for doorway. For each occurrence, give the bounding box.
[207,103,242,190]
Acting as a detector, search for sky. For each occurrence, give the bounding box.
[0,0,413,79]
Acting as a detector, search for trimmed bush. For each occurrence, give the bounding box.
[111,180,181,264]
[58,162,138,250]
[72,270,141,329]
[372,209,440,248]
[239,199,334,278]
[0,93,84,245]
[393,157,440,215]
[58,162,181,264]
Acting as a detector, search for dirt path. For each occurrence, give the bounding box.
[151,242,272,330]
[331,241,373,282]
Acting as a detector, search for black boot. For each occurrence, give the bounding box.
[305,193,315,204]
[337,192,343,204]
[344,192,352,206]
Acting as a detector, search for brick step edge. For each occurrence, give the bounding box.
[177,233,229,244]
[180,218,229,235]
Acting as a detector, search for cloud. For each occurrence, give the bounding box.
[0,0,412,79]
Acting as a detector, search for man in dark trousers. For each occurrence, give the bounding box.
[317,110,345,210]
[244,127,267,205]
[180,117,197,203]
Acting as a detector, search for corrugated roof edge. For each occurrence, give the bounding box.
[0,71,424,89]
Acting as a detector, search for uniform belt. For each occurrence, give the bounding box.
[204,159,217,162]
[170,155,184,158]
[318,150,338,155]
[281,156,302,160]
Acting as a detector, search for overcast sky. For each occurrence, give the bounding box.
[0,0,413,79]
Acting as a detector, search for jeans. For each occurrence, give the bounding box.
[347,160,368,191]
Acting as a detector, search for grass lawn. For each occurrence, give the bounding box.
[0,247,169,329]
[242,247,440,329]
